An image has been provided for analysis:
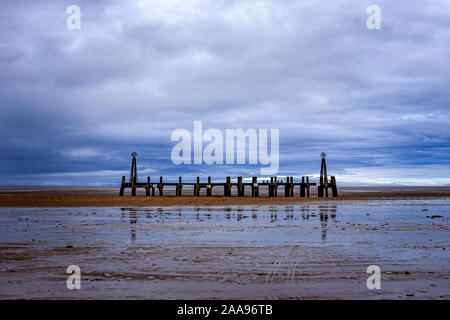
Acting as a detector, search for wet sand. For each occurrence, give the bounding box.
[0,186,450,207]
[0,199,449,299]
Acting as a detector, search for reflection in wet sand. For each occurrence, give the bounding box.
[0,199,449,299]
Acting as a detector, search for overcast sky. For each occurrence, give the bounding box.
[0,0,449,186]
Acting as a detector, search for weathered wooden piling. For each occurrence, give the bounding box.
[176,176,182,196]
[237,176,244,197]
[292,177,295,197]
[251,177,259,197]
[268,177,271,197]
[225,176,231,196]
[318,152,338,197]
[331,176,338,197]
[145,176,150,196]
[158,176,163,196]
[195,177,200,196]
[306,176,310,197]
[300,176,305,197]
[285,177,294,197]
[273,177,277,197]
[120,176,126,196]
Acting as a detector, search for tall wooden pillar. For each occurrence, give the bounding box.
[129,152,138,196]
[131,175,136,196]
[319,152,328,198]
[130,152,138,187]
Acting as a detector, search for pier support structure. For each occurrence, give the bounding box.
[119,152,151,196]
[318,152,338,197]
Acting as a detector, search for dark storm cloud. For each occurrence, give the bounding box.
[0,0,449,185]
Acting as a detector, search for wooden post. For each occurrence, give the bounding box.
[252,177,258,197]
[331,176,338,197]
[120,176,125,196]
[131,175,136,196]
[145,176,150,196]
[306,176,310,197]
[237,176,244,197]
[290,176,294,197]
[285,177,290,197]
[273,176,278,197]
[318,162,323,198]
[130,152,138,196]
[225,176,231,196]
[158,176,163,196]
[319,152,329,198]
[176,176,182,196]
[195,177,200,196]
[300,176,305,197]
[269,177,274,197]
[207,176,212,197]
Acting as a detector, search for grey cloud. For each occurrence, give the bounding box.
[0,0,449,185]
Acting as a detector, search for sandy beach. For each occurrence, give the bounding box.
[1,186,450,207]
[0,191,449,299]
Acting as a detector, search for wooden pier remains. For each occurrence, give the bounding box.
[318,152,338,198]
[119,152,338,198]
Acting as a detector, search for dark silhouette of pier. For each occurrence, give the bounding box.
[119,152,338,198]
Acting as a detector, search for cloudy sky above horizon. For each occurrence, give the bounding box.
[1,0,449,186]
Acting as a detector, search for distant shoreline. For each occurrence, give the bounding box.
[0,186,449,207]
